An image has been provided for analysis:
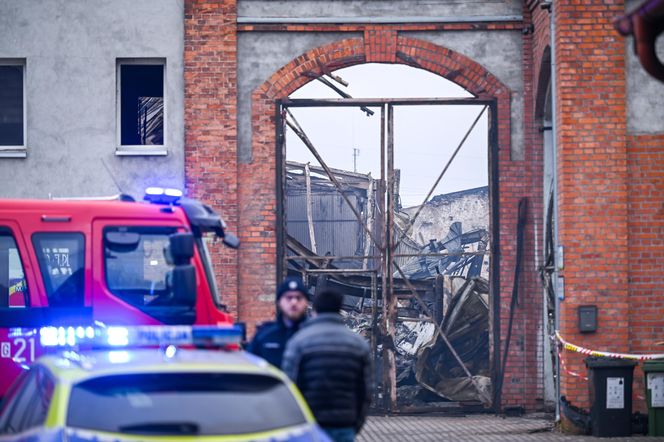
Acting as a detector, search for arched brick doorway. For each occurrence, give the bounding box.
[235,33,540,411]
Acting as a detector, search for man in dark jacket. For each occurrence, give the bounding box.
[282,289,372,442]
[247,277,309,368]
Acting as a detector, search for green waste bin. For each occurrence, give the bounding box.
[643,359,664,436]
[585,357,637,437]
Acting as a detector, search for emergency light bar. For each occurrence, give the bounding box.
[144,187,183,205]
[28,325,243,349]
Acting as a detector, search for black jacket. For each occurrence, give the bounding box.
[282,313,372,431]
[247,318,305,368]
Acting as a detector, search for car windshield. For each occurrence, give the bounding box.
[66,373,307,436]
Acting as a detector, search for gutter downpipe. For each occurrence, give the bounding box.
[550,0,562,423]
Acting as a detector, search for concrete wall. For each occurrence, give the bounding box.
[0,0,185,200]
[237,1,524,160]
[408,31,524,159]
[237,32,358,163]
[239,0,522,18]
[403,187,489,246]
[624,0,664,134]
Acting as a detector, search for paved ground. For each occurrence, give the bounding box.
[358,414,664,441]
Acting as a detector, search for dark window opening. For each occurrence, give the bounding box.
[0,65,24,146]
[120,64,164,146]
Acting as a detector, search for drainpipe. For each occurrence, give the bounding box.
[549,0,562,423]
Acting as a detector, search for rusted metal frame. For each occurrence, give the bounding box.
[393,261,492,405]
[301,72,374,116]
[316,59,349,87]
[383,104,398,412]
[288,160,374,188]
[284,108,384,251]
[392,105,488,253]
[363,177,375,270]
[276,105,288,281]
[370,272,379,404]
[304,163,318,255]
[301,268,377,274]
[282,97,493,107]
[378,104,390,411]
[486,99,500,411]
[285,250,486,261]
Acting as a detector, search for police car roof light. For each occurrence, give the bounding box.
[35,325,243,349]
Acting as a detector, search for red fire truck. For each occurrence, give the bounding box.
[0,188,239,397]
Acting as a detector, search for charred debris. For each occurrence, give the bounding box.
[284,161,491,410]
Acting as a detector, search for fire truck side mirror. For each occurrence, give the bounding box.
[172,265,196,307]
[222,233,240,249]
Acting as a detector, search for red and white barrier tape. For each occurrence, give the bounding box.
[555,331,664,361]
[557,348,588,380]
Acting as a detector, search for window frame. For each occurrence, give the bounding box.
[0,226,30,308]
[115,58,167,157]
[0,59,27,158]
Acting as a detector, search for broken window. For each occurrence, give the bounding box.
[0,61,25,148]
[118,60,164,147]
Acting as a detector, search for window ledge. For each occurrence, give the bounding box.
[0,149,27,158]
[115,148,168,157]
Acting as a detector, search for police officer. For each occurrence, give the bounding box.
[247,277,309,368]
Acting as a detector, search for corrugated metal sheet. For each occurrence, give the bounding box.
[287,190,369,268]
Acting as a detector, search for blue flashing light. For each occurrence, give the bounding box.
[35,325,243,349]
[108,351,130,364]
[107,327,129,347]
[144,187,183,205]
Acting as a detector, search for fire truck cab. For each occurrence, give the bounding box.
[0,189,239,397]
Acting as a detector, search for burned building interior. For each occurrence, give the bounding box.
[283,159,491,411]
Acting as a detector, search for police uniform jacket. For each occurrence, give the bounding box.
[247,317,305,368]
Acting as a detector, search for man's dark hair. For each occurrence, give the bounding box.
[313,289,343,313]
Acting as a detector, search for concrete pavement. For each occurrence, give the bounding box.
[357,414,664,441]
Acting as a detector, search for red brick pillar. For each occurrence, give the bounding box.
[184,0,239,315]
[554,0,628,425]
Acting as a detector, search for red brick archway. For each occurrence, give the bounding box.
[237,32,542,409]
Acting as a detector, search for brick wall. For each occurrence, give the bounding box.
[186,5,546,412]
[628,133,664,412]
[184,0,240,315]
[554,0,629,413]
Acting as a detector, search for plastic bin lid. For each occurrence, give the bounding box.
[643,358,664,371]
[584,356,638,368]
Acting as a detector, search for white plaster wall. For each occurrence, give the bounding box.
[0,0,185,199]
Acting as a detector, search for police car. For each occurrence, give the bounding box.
[0,326,330,441]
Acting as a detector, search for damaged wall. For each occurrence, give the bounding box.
[230,0,545,412]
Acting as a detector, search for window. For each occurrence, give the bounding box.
[0,228,29,308]
[0,60,26,156]
[67,373,307,436]
[32,233,85,307]
[117,60,165,153]
[104,227,177,308]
